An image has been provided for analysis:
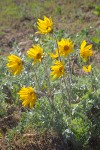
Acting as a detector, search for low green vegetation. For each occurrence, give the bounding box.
[1,15,100,149]
[0,0,100,150]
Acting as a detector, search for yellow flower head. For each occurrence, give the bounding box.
[27,45,43,64]
[50,61,64,79]
[82,65,92,73]
[58,38,74,57]
[6,54,23,75]
[36,16,53,34]
[80,40,93,62]
[49,49,60,59]
[18,87,37,108]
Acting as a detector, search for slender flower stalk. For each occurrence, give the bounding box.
[55,35,62,61]
[66,56,73,106]
[62,76,72,122]
[59,78,66,107]
[32,66,41,91]
[63,77,71,105]
[56,39,62,62]
[42,59,52,100]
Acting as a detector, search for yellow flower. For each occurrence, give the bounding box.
[6,54,23,75]
[27,45,43,64]
[49,49,60,59]
[80,40,93,62]
[18,87,37,108]
[82,65,92,73]
[50,61,64,79]
[36,16,53,34]
[58,38,74,57]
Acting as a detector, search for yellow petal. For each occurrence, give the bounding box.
[81,40,86,50]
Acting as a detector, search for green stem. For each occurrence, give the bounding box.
[33,66,41,91]
[63,77,71,105]
[63,77,72,121]
[53,33,62,62]
[60,78,66,107]
[67,57,72,104]
[42,59,52,103]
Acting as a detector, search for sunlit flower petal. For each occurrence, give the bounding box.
[36,16,53,34]
[18,87,37,108]
[50,61,64,79]
[57,38,74,57]
[82,65,92,73]
[27,45,43,64]
[49,49,61,59]
[80,40,93,62]
[6,54,23,75]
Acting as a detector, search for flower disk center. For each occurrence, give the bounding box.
[64,45,69,51]
[17,61,21,66]
[36,53,41,59]
[29,92,33,96]
[59,67,63,73]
